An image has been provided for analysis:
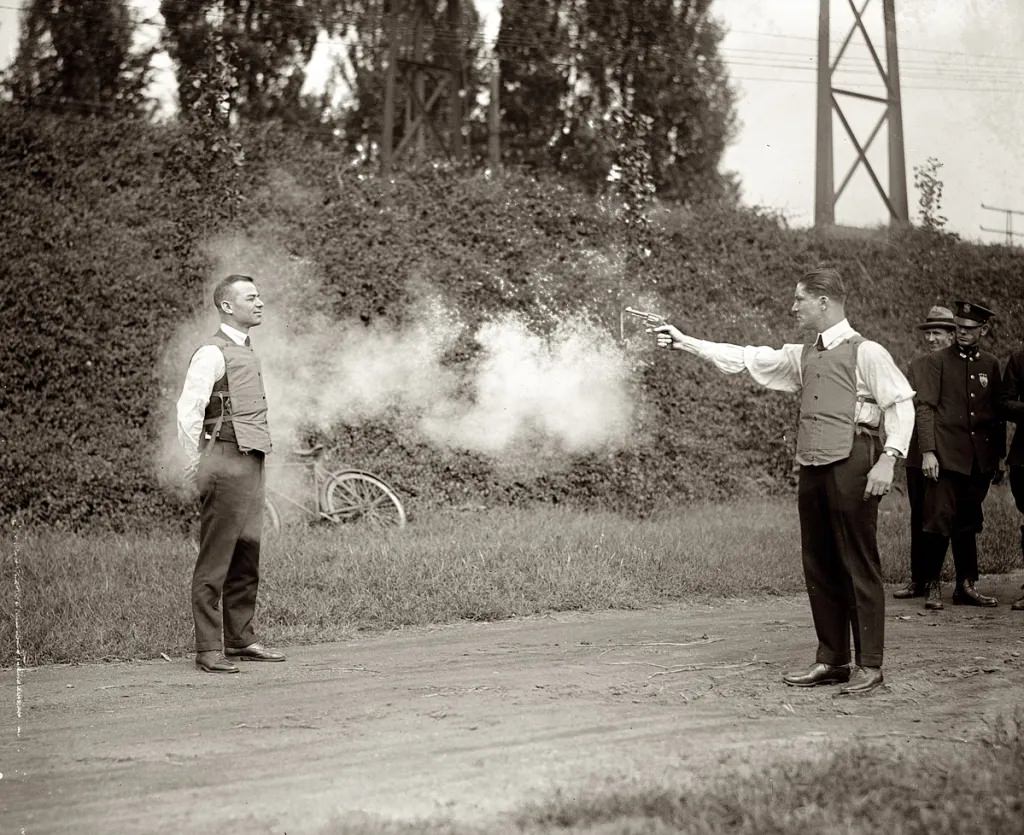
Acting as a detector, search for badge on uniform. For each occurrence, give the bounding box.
[978,372,988,388]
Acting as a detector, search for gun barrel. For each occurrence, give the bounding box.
[624,306,667,325]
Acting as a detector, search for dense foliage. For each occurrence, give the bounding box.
[3,0,156,117]
[2,110,1022,529]
[497,0,737,199]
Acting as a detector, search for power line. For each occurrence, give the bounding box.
[1,3,1020,106]
[2,0,1023,72]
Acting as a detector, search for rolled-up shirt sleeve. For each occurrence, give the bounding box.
[176,345,224,470]
[858,341,916,456]
[677,336,803,393]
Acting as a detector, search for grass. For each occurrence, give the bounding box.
[316,714,1024,834]
[1,487,1021,666]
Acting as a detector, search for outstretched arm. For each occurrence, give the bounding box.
[650,323,803,394]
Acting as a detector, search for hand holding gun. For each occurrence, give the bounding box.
[625,307,685,350]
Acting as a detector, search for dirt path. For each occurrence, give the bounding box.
[4,576,1024,834]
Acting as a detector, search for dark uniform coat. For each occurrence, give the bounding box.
[914,345,1004,475]
[1001,349,1024,467]
[905,353,930,469]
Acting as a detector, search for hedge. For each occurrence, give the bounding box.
[2,110,1021,529]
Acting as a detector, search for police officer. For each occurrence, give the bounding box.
[999,346,1024,610]
[894,306,957,601]
[915,301,1005,608]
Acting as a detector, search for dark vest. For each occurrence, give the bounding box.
[199,332,273,454]
[796,336,866,466]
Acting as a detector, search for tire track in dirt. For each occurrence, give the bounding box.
[3,580,1024,834]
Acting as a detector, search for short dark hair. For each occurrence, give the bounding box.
[799,266,846,303]
[212,274,255,310]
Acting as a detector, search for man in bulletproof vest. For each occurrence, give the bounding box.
[650,266,914,696]
[176,274,284,673]
[915,300,1005,609]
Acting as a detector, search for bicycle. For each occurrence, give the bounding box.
[263,443,406,533]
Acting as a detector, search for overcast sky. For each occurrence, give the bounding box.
[1,0,1021,242]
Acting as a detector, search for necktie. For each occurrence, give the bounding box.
[814,334,826,351]
[244,336,251,348]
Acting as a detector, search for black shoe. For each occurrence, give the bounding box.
[952,580,998,607]
[195,651,240,674]
[924,582,944,610]
[893,582,923,599]
[225,642,286,662]
[1012,595,1024,611]
[783,662,851,687]
[838,666,884,696]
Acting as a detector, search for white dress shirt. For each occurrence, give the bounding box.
[675,319,916,456]
[176,323,249,471]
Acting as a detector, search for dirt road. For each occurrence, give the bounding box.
[4,576,1024,834]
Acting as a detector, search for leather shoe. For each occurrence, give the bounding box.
[1011,595,1024,611]
[225,642,286,662]
[924,581,944,610]
[195,651,239,674]
[783,662,851,687]
[838,666,884,696]
[952,580,998,607]
[892,581,923,599]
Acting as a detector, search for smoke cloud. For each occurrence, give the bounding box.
[157,234,640,484]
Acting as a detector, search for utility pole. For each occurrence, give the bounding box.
[980,203,1024,245]
[488,60,501,170]
[814,0,909,229]
[380,0,468,171]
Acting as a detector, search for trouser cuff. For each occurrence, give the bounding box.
[816,650,850,667]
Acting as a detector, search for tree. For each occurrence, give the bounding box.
[4,0,155,116]
[913,156,948,233]
[497,0,737,201]
[331,0,484,163]
[494,0,572,171]
[160,0,331,124]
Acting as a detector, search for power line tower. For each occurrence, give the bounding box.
[815,0,909,229]
[980,203,1024,245]
[381,0,465,173]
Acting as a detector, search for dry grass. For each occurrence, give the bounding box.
[1,487,1021,666]
[317,714,1024,834]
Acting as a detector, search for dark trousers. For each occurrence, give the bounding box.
[192,441,265,652]
[921,464,992,585]
[798,433,884,668]
[1011,465,1024,515]
[908,466,968,587]
[905,466,927,589]
[1011,465,1024,561]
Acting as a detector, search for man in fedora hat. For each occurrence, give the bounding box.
[894,306,957,602]
[915,301,1005,608]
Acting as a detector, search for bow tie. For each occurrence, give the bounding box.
[958,346,978,360]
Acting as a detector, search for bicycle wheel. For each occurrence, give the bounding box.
[263,494,282,536]
[322,470,407,528]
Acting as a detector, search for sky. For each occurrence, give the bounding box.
[1,0,1021,242]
